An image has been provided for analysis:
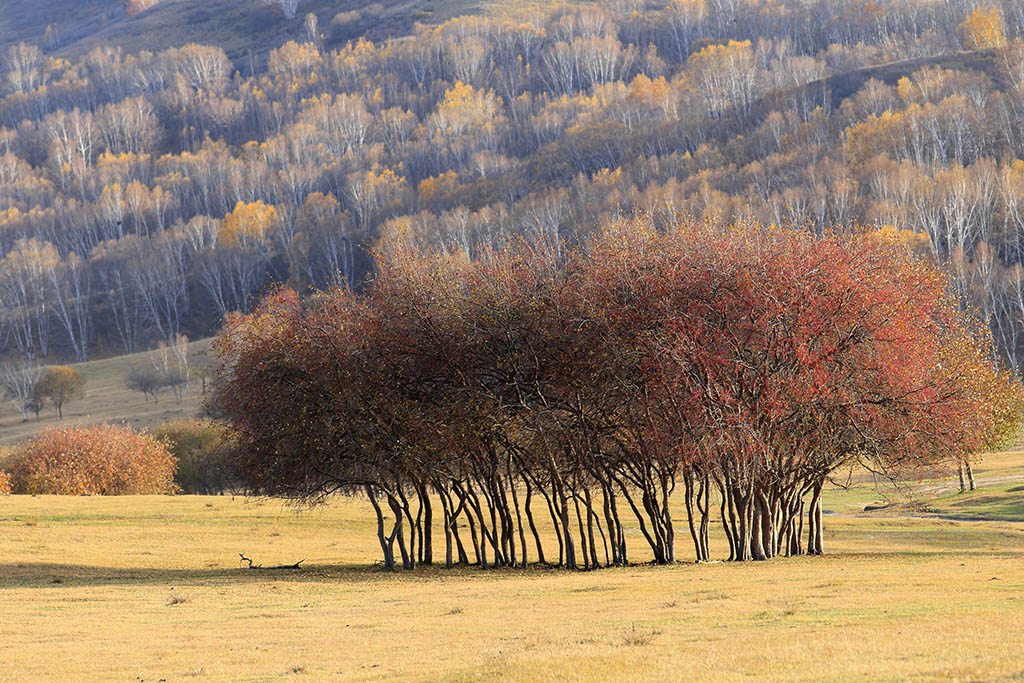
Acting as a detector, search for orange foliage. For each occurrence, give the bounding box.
[8,424,177,495]
[0,470,11,495]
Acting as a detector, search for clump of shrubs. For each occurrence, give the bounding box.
[0,469,11,495]
[7,424,177,495]
[152,419,237,495]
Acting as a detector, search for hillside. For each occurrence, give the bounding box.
[0,339,210,447]
[0,0,491,65]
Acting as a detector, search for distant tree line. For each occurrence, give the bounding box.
[211,217,1023,569]
[4,1,1024,371]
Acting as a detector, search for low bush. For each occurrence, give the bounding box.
[152,419,236,495]
[0,469,11,495]
[8,424,177,495]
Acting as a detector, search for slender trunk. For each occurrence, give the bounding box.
[966,462,976,491]
[559,486,577,570]
[661,472,675,563]
[699,475,711,561]
[366,485,393,569]
[509,474,528,568]
[583,486,602,568]
[716,475,735,562]
[616,476,661,562]
[524,478,546,565]
[439,486,454,569]
[684,472,702,562]
[734,484,752,562]
[750,491,766,561]
[758,489,774,560]
[461,489,481,567]
[572,491,590,570]
[388,494,413,570]
[793,497,805,556]
[600,480,620,565]
[807,482,823,556]
[420,484,433,566]
[397,486,417,566]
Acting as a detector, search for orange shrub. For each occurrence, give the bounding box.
[8,424,178,495]
[0,470,10,495]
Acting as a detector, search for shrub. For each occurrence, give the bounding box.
[0,470,11,495]
[8,424,178,495]
[151,419,236,494]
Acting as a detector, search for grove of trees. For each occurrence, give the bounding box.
[211,217,1023,569]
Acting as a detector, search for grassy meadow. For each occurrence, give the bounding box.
[1,450,1023,680]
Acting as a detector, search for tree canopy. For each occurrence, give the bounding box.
[211,216,1024,569]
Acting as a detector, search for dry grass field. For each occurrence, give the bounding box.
[1,450,1023,681]
[0,339,210,447]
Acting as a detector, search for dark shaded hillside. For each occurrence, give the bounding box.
[1,0,488,66]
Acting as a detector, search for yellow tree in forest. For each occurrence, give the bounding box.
[220,200,279,248]
[959,7,1007,50]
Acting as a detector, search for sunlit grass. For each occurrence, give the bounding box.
[2,452,1023,680]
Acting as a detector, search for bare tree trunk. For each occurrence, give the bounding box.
[509,474,528,568]
[559,487,577,570]
[419,483,433,565]
[440,487,454,568]
[572,492,590,570]
[750,493,766,561]
[580,486,602,567]
[366,485,393,569]
[684,471,702,561]
[807,482,824,556]
[388,494,413,570]
[523,478,546,564]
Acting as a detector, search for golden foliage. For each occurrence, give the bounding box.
[220,200,279,247]
[960,7,1007,50]
[868,224,933,258]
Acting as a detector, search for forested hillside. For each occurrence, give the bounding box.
[2,0,1024,371]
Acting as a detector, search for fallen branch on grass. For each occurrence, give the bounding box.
[238,553,304,569]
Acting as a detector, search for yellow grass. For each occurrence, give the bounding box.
[0,339,210,447]
[2,453,1023,681]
